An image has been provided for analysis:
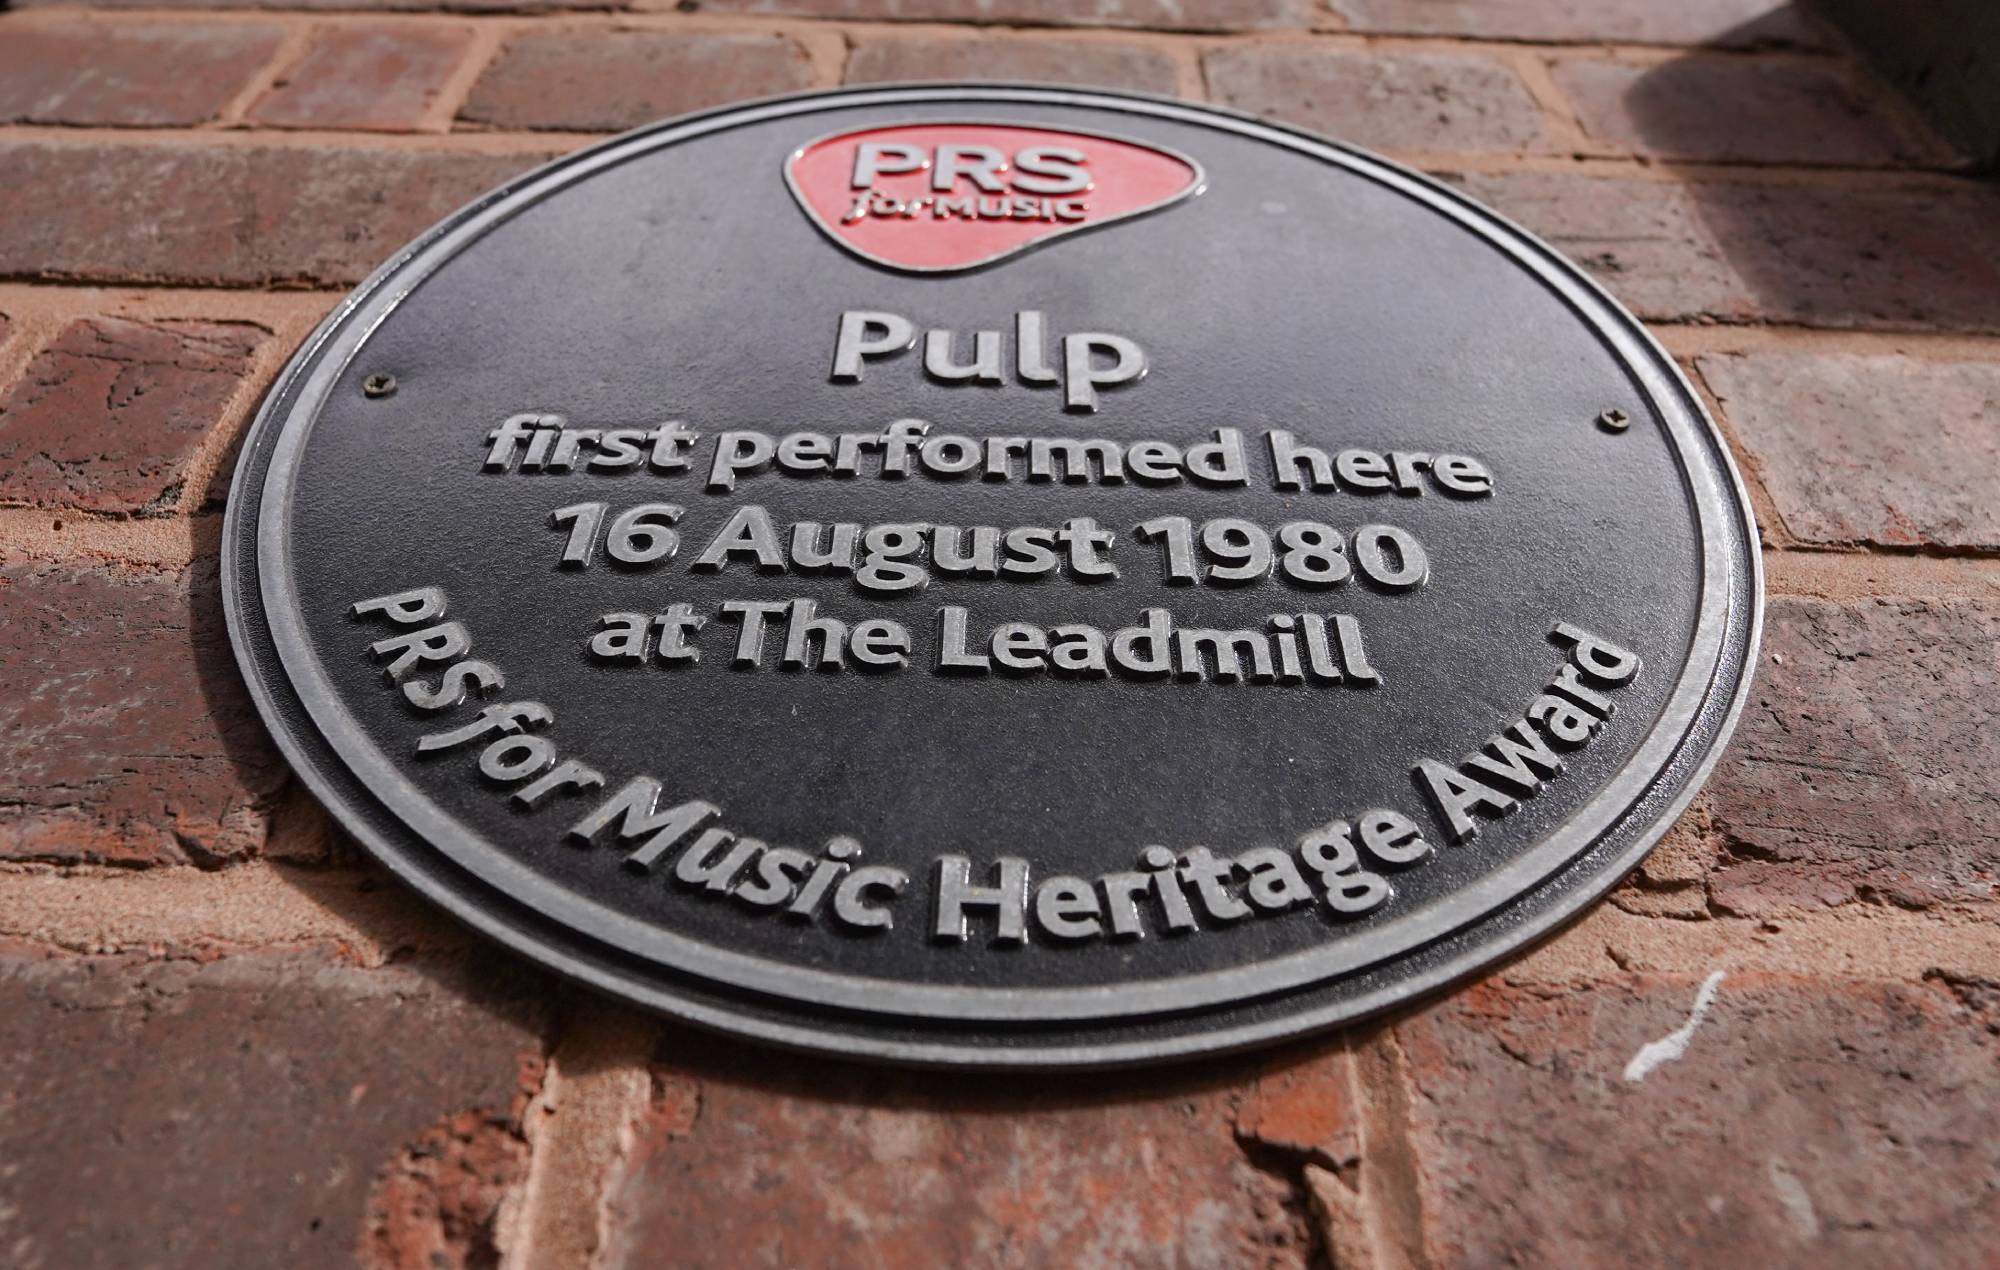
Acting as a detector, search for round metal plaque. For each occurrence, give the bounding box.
[225,86,1760,1066]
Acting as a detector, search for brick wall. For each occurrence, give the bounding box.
[1,1,1996,1265]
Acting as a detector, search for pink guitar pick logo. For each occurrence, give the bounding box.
[785,121,1205,274]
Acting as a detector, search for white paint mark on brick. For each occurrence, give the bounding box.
[1767,1157,1821,1238]
[1622,970,1726,1082]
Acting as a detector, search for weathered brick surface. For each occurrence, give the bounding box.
[459,30,816,133]
[602,1036,1318,1267]
[685,0,1305,30]
[13,0,608,10]
[0,20,283,126]
[1327,0,1821,48]
[1699,351,2000,550]
[249,25,475,132]
[846,35,1182,94]
[1551,55,1930,167]
[1611,802,1720,919]
[0,947,547,1270]
[1451,168,2000,330]
[0,142,552,288]
[1233,1046,1359,1172]
[0,316,268,514]
[0,4,1993,1266]
[1205,45,1553,154]
[1392,975,2000,1266]
[0,559,287,867]
[1446,168,1747,320]
[1706,598,2000,915]
[1688,179,2000,330]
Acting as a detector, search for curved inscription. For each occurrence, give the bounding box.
[225,87,1759,1066]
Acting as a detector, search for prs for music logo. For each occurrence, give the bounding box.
[785,121,1205,273]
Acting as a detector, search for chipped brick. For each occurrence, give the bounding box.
[601,1035,1318,1267]
[363,1101,539,1268]
[1234,1047,1360,1173]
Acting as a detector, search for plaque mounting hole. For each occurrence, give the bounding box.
[362,372,398,399]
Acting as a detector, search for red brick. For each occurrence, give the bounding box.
[0,141,553,288]
[846,35,1183,95]
[458,30,815,133]
[601,1034,1316,1267]
[1699,351,2000,550]
[12,0,608,10]
[248,24,475,132]
[1204,45,1554,155]
[0,317,268,515]
[1233,1047,1360,1172]
[1551,55,1931,167]
[1930,969,2000,1034]
[0,946,547,1269]
[1609,803,1719,919]
[1706,598,2000,915]
[1693,178,2000,331]
[0,19,283,126]
[1445,168,1748,320]
[1392,974,2000,1265]
[682,0,1305,31]
[1328,0,1821,48]
[0,559,288,867]
[1450,168,2000,331]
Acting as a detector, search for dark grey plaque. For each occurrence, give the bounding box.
[223,86,1760,1067]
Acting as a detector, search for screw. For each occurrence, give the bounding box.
[362,372,398,399]
[1597,407,1630,432]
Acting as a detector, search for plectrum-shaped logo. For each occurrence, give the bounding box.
[785,121,1205,274]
